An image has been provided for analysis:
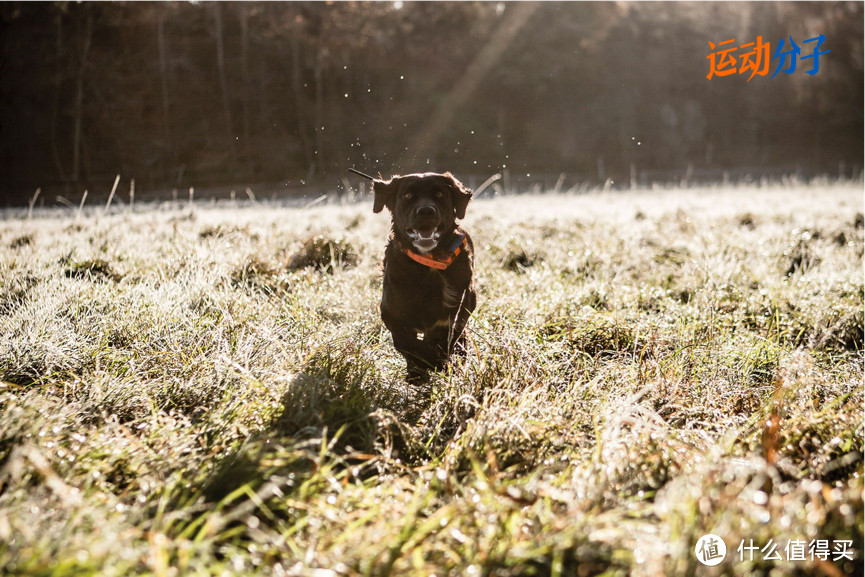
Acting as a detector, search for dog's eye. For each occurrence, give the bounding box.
[402,192,413,200]
[435,191,443,198]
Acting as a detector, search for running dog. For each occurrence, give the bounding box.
[371,171,476,382]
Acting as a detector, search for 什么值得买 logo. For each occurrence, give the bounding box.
[694,534,855,567]
[695,534,727,566]
[707,35,830,81]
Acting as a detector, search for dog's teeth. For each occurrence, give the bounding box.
[408,229,439,241]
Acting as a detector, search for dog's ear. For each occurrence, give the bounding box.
[372,177,399,214]
[444,172,472,219]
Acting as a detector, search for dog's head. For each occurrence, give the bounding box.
[372,172,472,253]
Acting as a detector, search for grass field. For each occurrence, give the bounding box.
[0,181,862,576]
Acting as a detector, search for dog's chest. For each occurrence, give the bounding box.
[383,265,464,330]
[410,270,462,308]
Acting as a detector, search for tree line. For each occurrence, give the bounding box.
[0,1,862,205]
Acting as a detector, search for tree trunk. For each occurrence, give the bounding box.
[157,8,172,176]
[50,12,67,181]
[212,4,235,174]
[72,12,93,185]
[239,5,251,174]
[312,45,325,178]
[291,27,315,178]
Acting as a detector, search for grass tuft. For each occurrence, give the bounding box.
[64,258,122,282]
[286,235,358,273]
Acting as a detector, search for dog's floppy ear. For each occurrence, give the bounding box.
[444,172,472,220]
[372,177,399,214]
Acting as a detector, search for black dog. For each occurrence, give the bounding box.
[371,172,477,382]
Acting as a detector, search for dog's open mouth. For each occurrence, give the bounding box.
[406,227,442,253]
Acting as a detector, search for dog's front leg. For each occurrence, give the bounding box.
[423,324,453,371]
[387,326,438,382]
[449,292,476,358]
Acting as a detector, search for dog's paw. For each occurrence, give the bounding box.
[406,365,431,386]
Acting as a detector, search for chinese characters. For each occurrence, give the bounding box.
[737,539,854,562]
[695,534,727,566]
[707,35,830,80]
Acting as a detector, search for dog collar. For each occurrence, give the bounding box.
[401,232,466,270]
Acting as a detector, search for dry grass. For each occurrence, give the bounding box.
[0,181,861,576]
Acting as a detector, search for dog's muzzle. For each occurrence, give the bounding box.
[406,228,441,253]
[406,204,443,253]
[415,205,438,220]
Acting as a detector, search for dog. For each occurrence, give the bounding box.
[371,172,477,382]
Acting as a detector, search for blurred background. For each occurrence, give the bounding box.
[0,1,862,207]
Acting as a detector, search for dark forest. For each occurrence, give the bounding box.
[1,1,862,206]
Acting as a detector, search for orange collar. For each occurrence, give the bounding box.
[401,232,466,270]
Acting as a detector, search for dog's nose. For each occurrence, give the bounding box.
[416,205,438,219]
